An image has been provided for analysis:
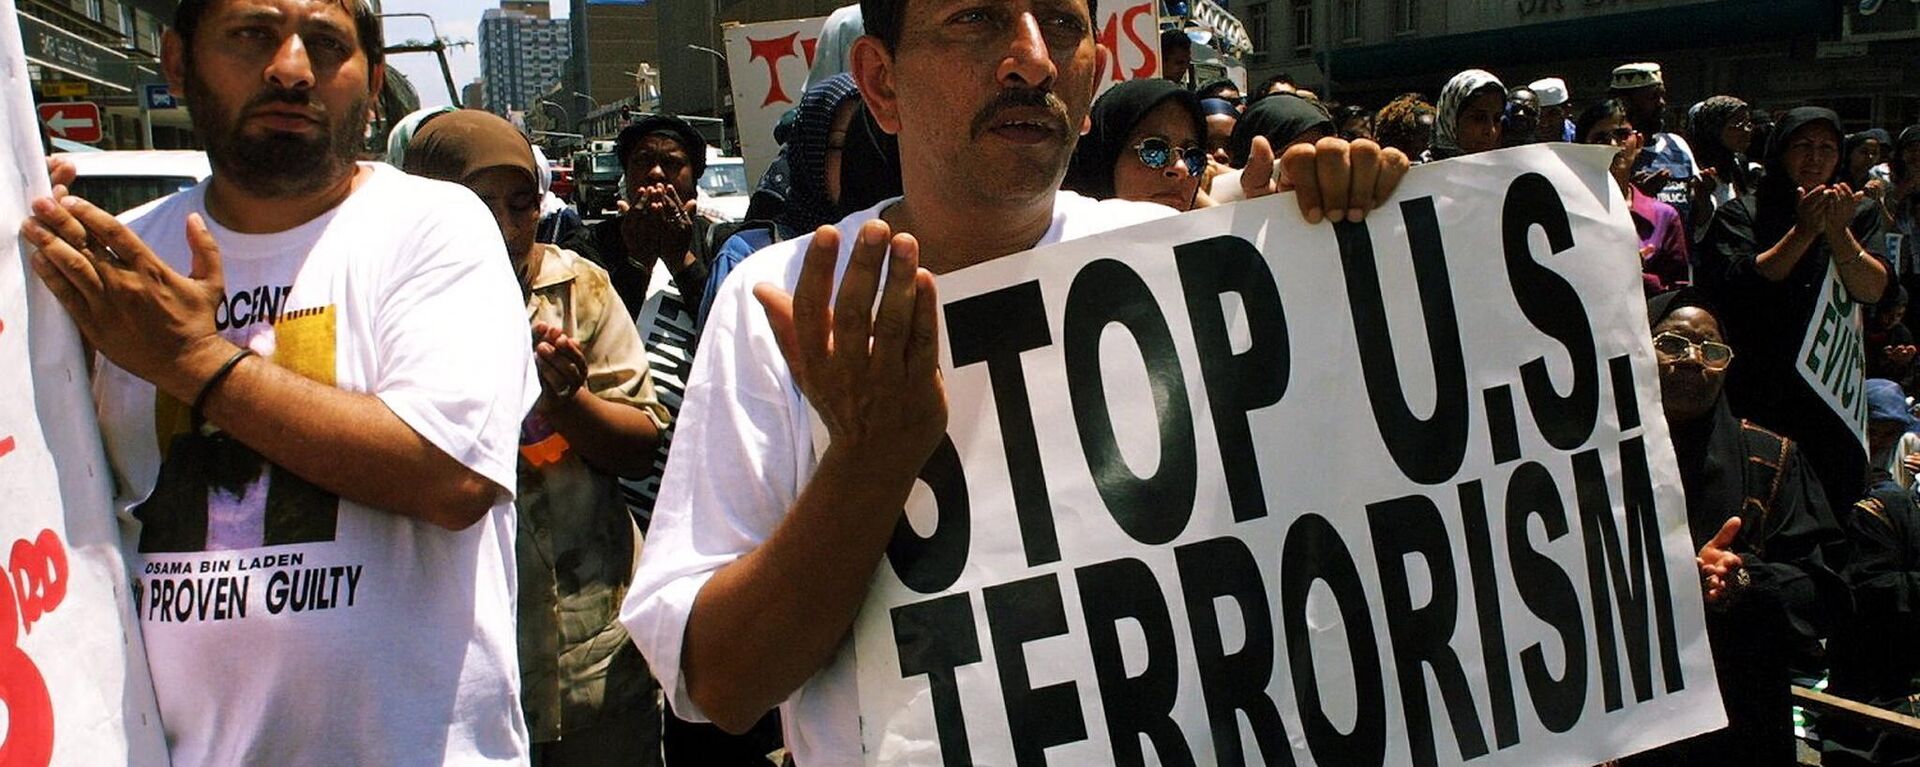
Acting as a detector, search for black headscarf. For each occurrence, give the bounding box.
[1891,125,1920,186]
[1754,107,1845,222]
[1225,92,1333,167]
[1843,128,1892,186]
[1648,287,1722,336]
[1689,95,1752,193]
[776,74,861,236]
[1063,79,1203,200]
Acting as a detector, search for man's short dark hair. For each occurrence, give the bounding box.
[860,0,1098,53]
[172,0,384,69]
[1160,27,1191,53]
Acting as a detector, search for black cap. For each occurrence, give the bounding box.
[615,113,708,177]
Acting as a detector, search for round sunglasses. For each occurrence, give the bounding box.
[1133,137,1208,176]
[1652,332,1734,370]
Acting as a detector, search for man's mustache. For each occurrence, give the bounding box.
[970,88,1071,139]
[243,88,323,117]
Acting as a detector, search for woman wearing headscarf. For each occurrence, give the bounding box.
[1423,69,1504,162]
[531,145,586,245]
[1844,129,1891,189]
[1064,78,1212,211]
[1208,92,1335,204]
[1698,106,1890,513]
[404,110,670,767]
[700,73,902,331]
[1688,96,1759,234]
[1621,290,1849,767]
[1579,98,1690,295]
[1888,127,1920,334]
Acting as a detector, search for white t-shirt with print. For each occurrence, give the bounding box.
[96,163,536,765]
[620,191,1176,766]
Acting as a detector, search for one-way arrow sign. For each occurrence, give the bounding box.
[36,102,102,143]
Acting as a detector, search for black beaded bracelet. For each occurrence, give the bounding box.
[191,348,256,419]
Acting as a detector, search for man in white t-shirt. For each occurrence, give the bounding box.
[20,0,532,762]
[617,0,1412,764]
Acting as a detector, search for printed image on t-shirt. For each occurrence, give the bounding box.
[135,300,341,553]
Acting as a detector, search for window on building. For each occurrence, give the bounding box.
[1338,0,1360,41]
[1394,0,1419,33]
[1247,2,1270,58]
[1292,0,1312,55]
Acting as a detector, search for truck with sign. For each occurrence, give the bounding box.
[571,140,622,216]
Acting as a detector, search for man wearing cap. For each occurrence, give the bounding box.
[1529,76,1574,142]
[564,113,717,319]
[19,0,533,760]
[1613,61,1711,226]
[618,0,1410,762]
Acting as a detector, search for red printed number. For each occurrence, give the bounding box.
[0,530,69,767]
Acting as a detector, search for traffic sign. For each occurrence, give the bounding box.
[36,102,102,144]
[143,84,177,110]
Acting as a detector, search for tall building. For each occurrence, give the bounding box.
[500,0,550,19]
[479,3,571,119]
[1234,0,1920,129]
[570,0,661,128]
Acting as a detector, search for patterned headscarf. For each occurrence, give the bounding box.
[1430,69,1504,161]
[776,73,862,237]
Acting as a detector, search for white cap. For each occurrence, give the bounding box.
[1529,77,1570,107]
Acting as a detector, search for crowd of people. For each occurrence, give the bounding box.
[15,0,1920,764]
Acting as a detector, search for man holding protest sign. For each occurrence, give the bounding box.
[618,0,1408,762]
[18,0,532,761]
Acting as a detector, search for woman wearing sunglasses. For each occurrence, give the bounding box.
[1579,97,1691,296]
[1623,289,1848,767]
[1063,78,1216,212]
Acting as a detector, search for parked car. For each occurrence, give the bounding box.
[548,164,574,201]
[697,155,750,222]
[571,149,623,216]
[55,150,211,215]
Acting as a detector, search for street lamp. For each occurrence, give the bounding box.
[539,99,570,132]
[687,44,729,117]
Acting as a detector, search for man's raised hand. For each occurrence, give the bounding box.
[20,194,231,402]
[1241,135,1410,223]
[753,220,946,476]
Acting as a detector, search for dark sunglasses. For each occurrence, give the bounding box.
[1134,137,1208,176]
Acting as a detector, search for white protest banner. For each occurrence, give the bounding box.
[723,15,829,185]
[0,8,169,766]
[1794,259,1868,452]
[852,144,1725,766]
[1093,0,1160,90]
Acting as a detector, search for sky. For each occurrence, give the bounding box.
[379,0,564,108]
